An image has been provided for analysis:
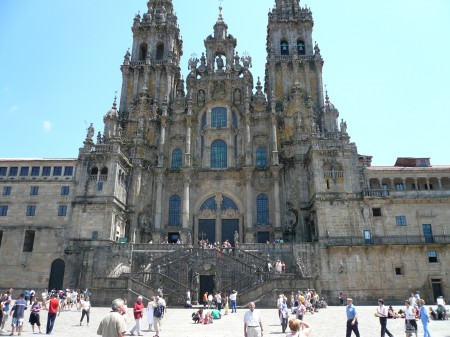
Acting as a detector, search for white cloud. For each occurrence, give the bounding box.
[43,121,53,132]
[8,105,19,113]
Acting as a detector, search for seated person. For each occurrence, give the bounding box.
[436,304,447,320]
[388,306,400,318]
[397,308,406,318]
[203,311,213,324]
[192,308,203,323]
[429,307,437,320]
[211,309,222,320]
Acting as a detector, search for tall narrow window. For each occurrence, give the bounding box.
[0,230,3,247]
[201,136,205,158]
[201,113,207,129]
[297,39,305,55]
[211,107,227,128]
[168,195,181,226]
[256,194,269,224]
[281,40,289,55]
[61,186,70,195]
[58,205,67,216]
[139,43,148,61]
[3,186,11,195]
[256,147,267,168]
[0,205,8,216]
[171,149,182,169]
[211,140,227,168]
[156,43,164,60]
[232,112,238,128]
[26,205,36,216]
[234,135,238,162]
[23,230,35,252]
[30,186,39,195]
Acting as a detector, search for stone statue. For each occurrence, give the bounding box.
[96,131,102,144]
[188,56,199,72]
[234,230,239,245]
[86,123,94,140]
[187,232,192,245]
[340,119,347,134]
[216,55,224,70]
[198,90,205,103]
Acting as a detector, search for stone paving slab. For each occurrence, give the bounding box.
[0,305,448,337]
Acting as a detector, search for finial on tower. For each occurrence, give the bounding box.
[113,91,117,109]
[325,85,330,104]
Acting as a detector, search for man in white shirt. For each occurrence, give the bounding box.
[230,290,238,313]
[244,302,263,337]
[376,299,393,337]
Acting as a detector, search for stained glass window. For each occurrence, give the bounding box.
[172,149,182,169]
[211,140,227,168]
[168,195,181,226]
[257,194,269,224]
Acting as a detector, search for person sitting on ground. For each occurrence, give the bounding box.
[436,304,447,320]
[211,308,222,320]
[285,318,311,337]
[388,306,400,318]
[203,311,213,324]
[428,307,437,320]
[397,308,406,318]
[192,308,203,324]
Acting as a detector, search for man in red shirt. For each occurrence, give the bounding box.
[129,296,145,336]
[45,293,60,334]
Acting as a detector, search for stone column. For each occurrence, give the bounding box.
[154,170,164,230]
[132,68,140,100]
[270,100,279,165]
[244,168,253,242]
[182,170,191,229]
[272,166,281,229]
[185,110,192,167]
[244,100,252,166]
[215,195,223,244]
[119,66,129,114]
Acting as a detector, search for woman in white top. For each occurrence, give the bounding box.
[146,296,155,331]
[285,318,311,337]
[79,296,91,326]
[404,300,418,337]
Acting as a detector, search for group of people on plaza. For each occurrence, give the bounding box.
[345,291,448,337]
[0,287,92,335]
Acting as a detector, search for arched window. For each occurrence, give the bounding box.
[221,196,238,211]
[256,147,267,168]
[168,195,181,226]
[280,40,289,55]
[171,149,182,169]
[211,140,227,168]
[200,197,217,211]
[100,167,108,175]
[139,43,148,61]
[156,43,164,60]
[297,39,305,55]
[90,167,98,175]
[257,194,269,224]
[201,136,205,158]
[100,167,108,181]
[211,107,227,128]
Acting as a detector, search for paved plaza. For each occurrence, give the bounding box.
[1,305,448,337]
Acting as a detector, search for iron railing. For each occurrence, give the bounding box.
[322,235,450,247]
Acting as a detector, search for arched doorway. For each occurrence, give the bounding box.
[48,259,65,291]
[196,194,242,246]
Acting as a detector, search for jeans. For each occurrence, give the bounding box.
[421,319,431,337]
[231,300,237,313]
[80,309,90,324]
[46,313,57,334]
[281,316,288,333]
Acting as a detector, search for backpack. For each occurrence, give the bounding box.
[154,305,164,318]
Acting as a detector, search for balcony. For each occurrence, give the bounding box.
[322,235,450,247]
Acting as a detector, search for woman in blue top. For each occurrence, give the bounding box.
[418,299,431,337]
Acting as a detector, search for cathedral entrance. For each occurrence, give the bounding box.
[196,194,242,245]
[199,275,215,304]
[48,259,65,291]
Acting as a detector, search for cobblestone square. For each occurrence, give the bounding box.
[1,305,448,337]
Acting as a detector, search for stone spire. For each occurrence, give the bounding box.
[213,5,228,39]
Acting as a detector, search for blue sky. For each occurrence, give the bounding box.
[1,0,449,166]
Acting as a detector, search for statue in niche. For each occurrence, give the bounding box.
[197,90,205,103]
[187,232,192,246]
[96,131,102,144]
[234,89,241,102]
[216,55,224,70]
[234,231,239,245]
[340,119,347,134]
[138,205,153,243]
[285,201,299,230]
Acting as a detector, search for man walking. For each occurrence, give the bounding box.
[230,290,237,313]
[376,299,394,337]
[244,302,263,337]
[97,299,127,337]
[9,293,27,336]
[45,293,60,335]
[345,298,360,337]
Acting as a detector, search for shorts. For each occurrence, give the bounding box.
[11,318,24,327]
[2,314,9,323]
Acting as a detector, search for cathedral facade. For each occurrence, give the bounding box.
[1,0,449,305]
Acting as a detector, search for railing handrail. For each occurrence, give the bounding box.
[322,234,450,246]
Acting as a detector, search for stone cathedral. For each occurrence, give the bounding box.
[1,0,449,306]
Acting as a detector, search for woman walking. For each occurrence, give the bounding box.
[29,297,42,333]
[146,296,155,332]
[418,299,431,337]
[80,296,91,326]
